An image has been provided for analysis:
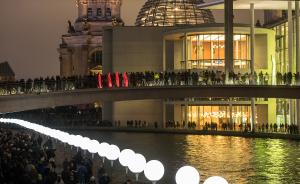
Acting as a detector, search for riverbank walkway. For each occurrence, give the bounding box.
[55,126,300,141]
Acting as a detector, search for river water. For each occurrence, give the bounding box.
[61,130,300,184]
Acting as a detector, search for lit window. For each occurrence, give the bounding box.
[90,50,102,65]
[97,8,102,16]
[106,8,112,17]
[87,8,93,17]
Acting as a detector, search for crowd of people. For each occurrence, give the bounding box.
[60,152,113,184]
[1,70,300,95]
[2,106,113,128]
[110,119,300,135]
[164,120,299,134]
[0,128,134,184]
[125,120,159,128]
[4,105,299,135]
[0,128,60,184]
[0,75,97,95]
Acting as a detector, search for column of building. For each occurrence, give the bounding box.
[288,1,295,126]
[225,0,234,82]
[296,1,300,131]
[184,33,188,70]
[184,103,188,129]
[250,3,256,132]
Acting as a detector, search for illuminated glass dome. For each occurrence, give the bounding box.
[135,0,215,26]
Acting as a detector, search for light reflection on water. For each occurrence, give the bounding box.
[69,131,300,184]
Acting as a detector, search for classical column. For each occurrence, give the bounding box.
[225,0,234,81]
[288,1,295,125]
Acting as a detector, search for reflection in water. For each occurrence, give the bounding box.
[67,130,300,184]
[184,135,253,183]
[251,139,300,184]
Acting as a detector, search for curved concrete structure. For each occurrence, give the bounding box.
[1,85,300,113]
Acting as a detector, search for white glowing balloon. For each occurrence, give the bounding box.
[203,176,228,184]
[175,166,200,184]
[144,160,164,182]
[87,139,100,154]
[106,144,120,161]
[97,142,109,158]
[74,135,83,147]
[59,132,70,143]
[66,134,77,146]
[128,153,147,174]
[119,149,135,167]
[80,137,91,150]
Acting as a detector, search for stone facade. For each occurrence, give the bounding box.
[0,62,15,82]
[58,0,123,77]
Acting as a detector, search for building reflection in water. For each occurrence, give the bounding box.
[184,135,253,183]
[67,130,300,183]
[184,136,300,184]
[251,139,288,184]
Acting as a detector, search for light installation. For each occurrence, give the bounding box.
[0,118,228,183]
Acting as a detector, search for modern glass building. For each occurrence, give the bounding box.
[59,0,300,129]
[135,0,215,26]
[183,34,250,70]
[103,3,276,128]
[264,11,300,126]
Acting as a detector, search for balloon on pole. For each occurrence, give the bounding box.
[87,139,100,158]
[144,160,165,184]
[128,153,147,181]
[203,176,229,184]
[97,142,110,163]
[106,144,120,167]
[119,149,135,174]
[175,166,200,184]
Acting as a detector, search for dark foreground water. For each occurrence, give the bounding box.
[61,130,300,184]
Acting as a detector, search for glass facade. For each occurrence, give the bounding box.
[270,19,298,123]
[135,0,215,26]
[182,34,250,70]
[273,22,289,73]
[182,105,252,129]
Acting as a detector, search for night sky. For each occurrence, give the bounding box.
[0,0,263,79]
